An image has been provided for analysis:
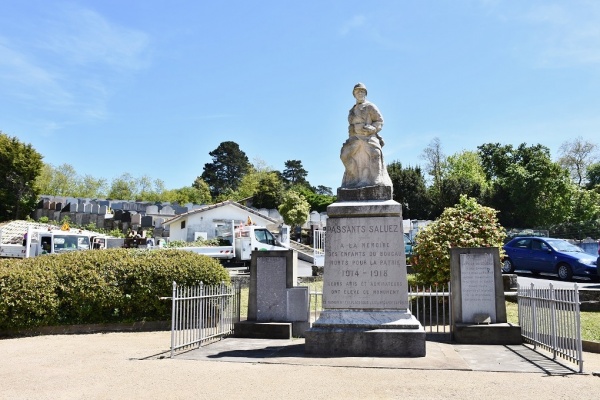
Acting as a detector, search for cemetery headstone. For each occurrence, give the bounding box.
[141,216,153,228]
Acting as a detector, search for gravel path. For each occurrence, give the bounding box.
[1,331,599,399]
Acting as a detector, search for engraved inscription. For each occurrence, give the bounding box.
[323,216,408,309]
[460,253,497,322]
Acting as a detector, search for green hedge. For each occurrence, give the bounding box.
[0,249,229,330]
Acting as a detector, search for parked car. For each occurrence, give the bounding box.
[502,237,598,281]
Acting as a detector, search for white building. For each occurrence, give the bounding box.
[162,200,282,242]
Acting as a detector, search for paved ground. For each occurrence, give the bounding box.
[1,331,599,399]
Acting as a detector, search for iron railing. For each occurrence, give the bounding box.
[307,283,451,338]
[169,281,241,358]
[517,283,583,372]
[408,283,451,336]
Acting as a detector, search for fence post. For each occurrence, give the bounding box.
[170,281,177,359]
[574,283,583,373]
[549,283,557,360]
[530,283,538,350]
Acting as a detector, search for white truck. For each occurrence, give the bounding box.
[170,223,290,266]
[0,227,92,258]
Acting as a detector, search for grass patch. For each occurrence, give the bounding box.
[240,287,249,319]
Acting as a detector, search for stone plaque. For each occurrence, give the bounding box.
[256,256,288,321]
[323,216,408,310]
[459,252,497,323]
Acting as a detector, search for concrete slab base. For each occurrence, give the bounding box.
[453,323,522,345]
[305,310,426,357]
[234,321,310,339]
[304,327,426,357]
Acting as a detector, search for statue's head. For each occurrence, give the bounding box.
[353,82,367,96]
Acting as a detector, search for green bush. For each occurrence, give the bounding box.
[0,248,229,330]
[412,195,506,286]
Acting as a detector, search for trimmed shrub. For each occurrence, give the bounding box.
[412,195,506,286]
[0,248,229,330]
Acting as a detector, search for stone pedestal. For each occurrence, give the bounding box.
[234,250,309,339]
[304,199,426,357]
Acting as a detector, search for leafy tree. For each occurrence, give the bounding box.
[137,176,166,202]
[234,159,277,201]
[35,163,77,196]
[107,173,138,200]
[445,150,488,191]
[281,160,309,187]
[201,141,251,198]
[550,219,600,240]
[106,174,167,201]
[436,176,484,217]
[478,143,572,228]
[412,196,506,286]
[420,137,446,188]
[278,190,310,227]
[252,172,284,209]
[315,185,333,196]
[567,185,600,224]
[420,138,446,216]
[191,177,212,203]
[293,185,335,213]
[77,175,108,198]
[387,161,430,219]
[586,162,600,191]
[36,163,107,198]
[163,186,211,205]
[558,136,599,186]
[0,132,43,221]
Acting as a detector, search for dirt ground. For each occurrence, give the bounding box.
[1,331,599,400]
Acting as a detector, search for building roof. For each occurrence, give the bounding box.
[161,200,278,227]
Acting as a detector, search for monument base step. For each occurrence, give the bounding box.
[305,327,426,357]
[233,321,310,339]
[452,323,522,345]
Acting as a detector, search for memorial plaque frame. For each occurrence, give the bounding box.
[450,247,506,324]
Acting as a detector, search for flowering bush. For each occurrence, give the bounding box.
[412,195,505,286]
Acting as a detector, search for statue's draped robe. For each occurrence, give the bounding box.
[340,101,393,189]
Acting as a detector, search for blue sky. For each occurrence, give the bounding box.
[2,1,600,192]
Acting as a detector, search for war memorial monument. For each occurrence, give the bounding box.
[305,83,426,356]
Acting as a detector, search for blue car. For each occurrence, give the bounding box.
[502,237,598,281]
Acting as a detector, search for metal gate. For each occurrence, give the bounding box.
[313,229,325,267]
[517,283,583,372]
[308,283,451,340]
[169,281,241,358]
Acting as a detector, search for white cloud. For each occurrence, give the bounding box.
[0,38,71,105]
[483,1,600,67]
[524,2,600,66]
[0,5,150,133]
[339,15,366,36]
[42,5,150,70]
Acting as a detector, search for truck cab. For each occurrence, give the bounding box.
[235,226,285,261]
[31,232,91,256]
[1,229,92,258]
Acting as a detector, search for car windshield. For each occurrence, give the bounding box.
[54,235,90,253]
[546,239,584,253]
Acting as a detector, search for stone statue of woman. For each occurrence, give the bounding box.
[340,83,393,190]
